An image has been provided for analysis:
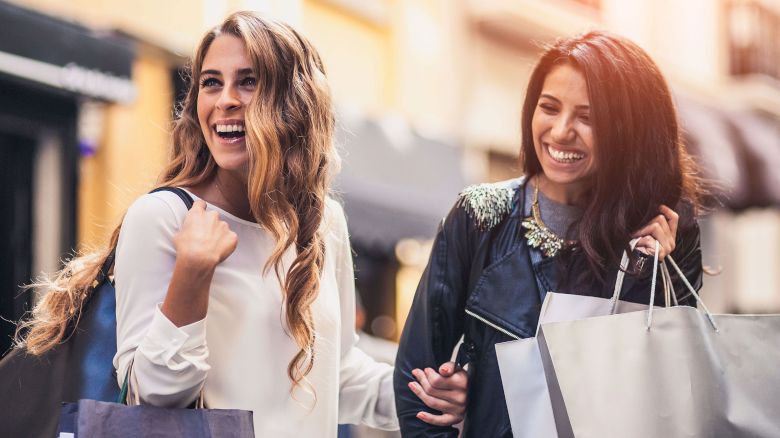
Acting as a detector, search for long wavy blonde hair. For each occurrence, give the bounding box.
[17,11,336,392]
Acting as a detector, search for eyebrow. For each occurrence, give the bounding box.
[200,68,255,76]
[539,93,590,110]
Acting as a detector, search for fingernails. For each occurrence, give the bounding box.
[408,382,418,392]
[441,365,450,374]
[416,412,427,420]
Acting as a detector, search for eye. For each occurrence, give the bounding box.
[200,77,221,88]
[538,103,558,113]
[240,77,257,87]
[578,113,591,124]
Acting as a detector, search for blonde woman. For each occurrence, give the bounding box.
[20,12,467,436]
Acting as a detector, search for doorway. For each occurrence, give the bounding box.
[0,80,78,354]
[0,133,35,352]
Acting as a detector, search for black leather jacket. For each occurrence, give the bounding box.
[393,177,703,437]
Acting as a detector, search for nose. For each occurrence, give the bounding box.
[216,85,241,112]
[550,114,576,144]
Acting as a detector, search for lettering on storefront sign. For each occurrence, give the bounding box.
[60,62,136,104]
[0,50,136,104]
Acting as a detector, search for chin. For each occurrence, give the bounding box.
[214,155,250,173]
[540,166,594,188]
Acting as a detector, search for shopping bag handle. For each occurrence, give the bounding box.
[644,241,661,328]
[609,239,719,332]
[608,238,643,312]
[663,256,718,332]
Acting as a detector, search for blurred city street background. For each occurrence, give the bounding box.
[1,3,779,429]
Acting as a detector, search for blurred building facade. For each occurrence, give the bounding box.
[1,0,778,358]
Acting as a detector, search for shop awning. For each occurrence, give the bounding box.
[728,110,780,207]
[677,96,780,209]
[333,115,467,249]
[0,2,136,103]
[677,97,752,208]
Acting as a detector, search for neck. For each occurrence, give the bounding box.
[202,170,253,221]
[536,174,589,206]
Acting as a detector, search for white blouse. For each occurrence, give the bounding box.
[112,189,397,436]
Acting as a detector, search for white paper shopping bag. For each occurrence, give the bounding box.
[496,245,652,438]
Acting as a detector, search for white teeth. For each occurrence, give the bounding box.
[548,145,584,163]
[215,124,245,133]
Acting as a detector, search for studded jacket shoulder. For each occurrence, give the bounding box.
[455,177,524,231]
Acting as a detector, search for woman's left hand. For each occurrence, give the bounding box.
[408,362,468,426]
[632,204,679,260]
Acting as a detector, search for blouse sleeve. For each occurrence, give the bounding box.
[327,199,398,430]
[112,193,210,408]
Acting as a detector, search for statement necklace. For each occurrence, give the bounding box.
[521,178,575,258]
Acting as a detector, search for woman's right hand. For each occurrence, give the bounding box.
[632,204,678,260]
[173,200,238,270]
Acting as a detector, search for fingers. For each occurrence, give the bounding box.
[659,204,679,238]
[438,361,456,377]
[408,380,451,414]
[416,411,463,427]
[632,206,679,259]
[632,215,670,241]
[177,202,239,266]
[634,233,670,259]
[409,368,466,426]
[192,200,207,211]
[418,367,468,395]
[410,368,467,408]
[221,228,239,256]
[184,201,208,223]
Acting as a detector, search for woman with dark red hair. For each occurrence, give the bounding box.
[394,31,704,437]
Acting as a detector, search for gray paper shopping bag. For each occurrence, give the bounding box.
[537,258,780,438]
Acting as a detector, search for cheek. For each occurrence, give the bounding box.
[581,127,595,154]
[531,113,544,143]
[583,130,597,171]
[196,97,206,124]
[240,89,255,105]
[196,97,211,136]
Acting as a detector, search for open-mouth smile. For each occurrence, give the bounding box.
[213,120,246,143]
[546,143,585,164]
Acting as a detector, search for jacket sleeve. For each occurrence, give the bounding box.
[393,204,474,437]
[621,218,703,307]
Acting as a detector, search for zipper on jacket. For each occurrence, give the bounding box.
[465,308,521,340]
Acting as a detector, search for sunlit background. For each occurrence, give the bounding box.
[1,0,779,371]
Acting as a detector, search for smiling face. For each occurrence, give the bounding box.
[531,63,596,201]
[197,35,257,174]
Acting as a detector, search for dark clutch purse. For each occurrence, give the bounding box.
[0,187,193,438]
